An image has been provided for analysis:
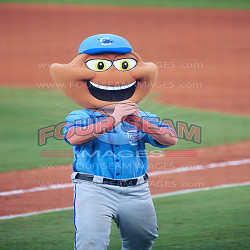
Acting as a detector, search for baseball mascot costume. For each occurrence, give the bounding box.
[50,34,177,250]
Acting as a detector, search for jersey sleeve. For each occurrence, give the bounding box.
[64,110,90,145]
[144,134,168,148]
[140,111,176,148]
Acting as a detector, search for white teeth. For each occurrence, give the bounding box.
[89,81,136,90]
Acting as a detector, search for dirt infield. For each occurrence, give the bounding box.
[0,3,250,115]
[0,4,249,217]
[1,141,250,216]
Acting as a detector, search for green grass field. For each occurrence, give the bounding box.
[1,87,250,172]
[0,185,249,249]
[1,0,250,9]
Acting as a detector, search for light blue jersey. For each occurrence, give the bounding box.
[64,109,172,179]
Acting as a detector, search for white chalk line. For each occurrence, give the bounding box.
[0,183,74,196]
[0,158,249,197]
[152,181,250,198]
[149,158,250,176]
[0,206,73,220]
[0,182,249,220]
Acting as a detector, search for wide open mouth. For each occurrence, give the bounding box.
[87,80,137,101]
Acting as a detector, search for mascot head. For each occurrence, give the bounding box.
[50,34,158,109]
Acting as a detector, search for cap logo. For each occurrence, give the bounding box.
[99,37,114,46]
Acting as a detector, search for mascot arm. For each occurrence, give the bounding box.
[66,116,116,145]
[124,115,178,146]
[66,101,138,145]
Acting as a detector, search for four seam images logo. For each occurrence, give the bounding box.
[40,149,198,158]
[37,117,201,146]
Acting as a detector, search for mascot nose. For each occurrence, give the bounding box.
[92,69,135,86]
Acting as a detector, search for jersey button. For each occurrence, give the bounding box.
[115,159,119,162]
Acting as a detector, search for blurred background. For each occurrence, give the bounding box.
[0,0,250,249]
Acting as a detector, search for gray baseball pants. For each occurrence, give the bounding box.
[72,175,158,250]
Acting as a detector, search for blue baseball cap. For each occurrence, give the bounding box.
[78,34,133,55]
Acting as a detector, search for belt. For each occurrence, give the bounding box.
[74,173,149,187]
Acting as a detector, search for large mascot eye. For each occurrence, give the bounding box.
[113,58,137,71]
[86,59,112,72]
